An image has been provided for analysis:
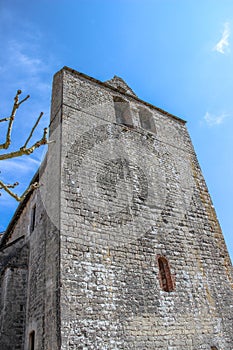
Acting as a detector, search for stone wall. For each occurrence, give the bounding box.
[0,168,61,349]
[0,242,28,350]
[57,67,233,349]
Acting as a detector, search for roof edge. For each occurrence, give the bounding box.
[60,66,187,124]
[0,154,48,249]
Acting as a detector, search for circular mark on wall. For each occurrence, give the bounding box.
[61,123,168,246]
[40,115,192,247]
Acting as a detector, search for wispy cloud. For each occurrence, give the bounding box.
[0,157,41,186]
[10,41,43,73]
[0,40,52,93]
[203,111,230,126]
[213,22,230,54]
[0,23,58,101]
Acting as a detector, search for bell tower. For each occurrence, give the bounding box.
[0,66,232,350]
[51,67,233,349]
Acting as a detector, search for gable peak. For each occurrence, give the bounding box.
[105,75,137,97]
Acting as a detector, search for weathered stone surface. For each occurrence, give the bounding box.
[0,66,232,349]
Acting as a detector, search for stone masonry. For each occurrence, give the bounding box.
[0,66,233,349]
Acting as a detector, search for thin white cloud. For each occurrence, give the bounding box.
[7,40,46,75]
[0,35,57,98]
[0,157,41,179]
[203,111,229,126]
[0,191,18,210]
[15,50,42,71]
[213,22,230,54]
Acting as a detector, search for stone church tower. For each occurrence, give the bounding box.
[0,66,232,349]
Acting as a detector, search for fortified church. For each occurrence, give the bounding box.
[0,67,232,349]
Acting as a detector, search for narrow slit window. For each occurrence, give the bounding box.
[139,107,156,134]
[113,96,133,126]
[158,256,174,292]
[29,330,35,350]
[30,205,36,233]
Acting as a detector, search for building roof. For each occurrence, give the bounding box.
[61,66,186,124]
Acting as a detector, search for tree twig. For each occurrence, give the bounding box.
[0,179,39,201]
[22,112,44,149]
[0,90,30,150]
[0,127,48,161]
[0,181,19,189]
[0,117,10,123]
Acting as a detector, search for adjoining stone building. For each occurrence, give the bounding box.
[0,66,232,350]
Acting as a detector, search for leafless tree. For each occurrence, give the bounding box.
[0,90,48,201]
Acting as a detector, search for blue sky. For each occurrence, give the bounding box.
[0,0,232,260]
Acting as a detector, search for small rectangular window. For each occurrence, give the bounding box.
[30,205,36,233]
[158,256,174,292]
[139,107,156,134]
[29,330,35,350]
[113,96,133,126]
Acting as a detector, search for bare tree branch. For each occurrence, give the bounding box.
[0,90,49,201]
[0,117,11,123]
[0,90,30,150]
[22,112,44,149]
[0,181,19,190]
[0,179,39,201]
[0,127,48,161]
